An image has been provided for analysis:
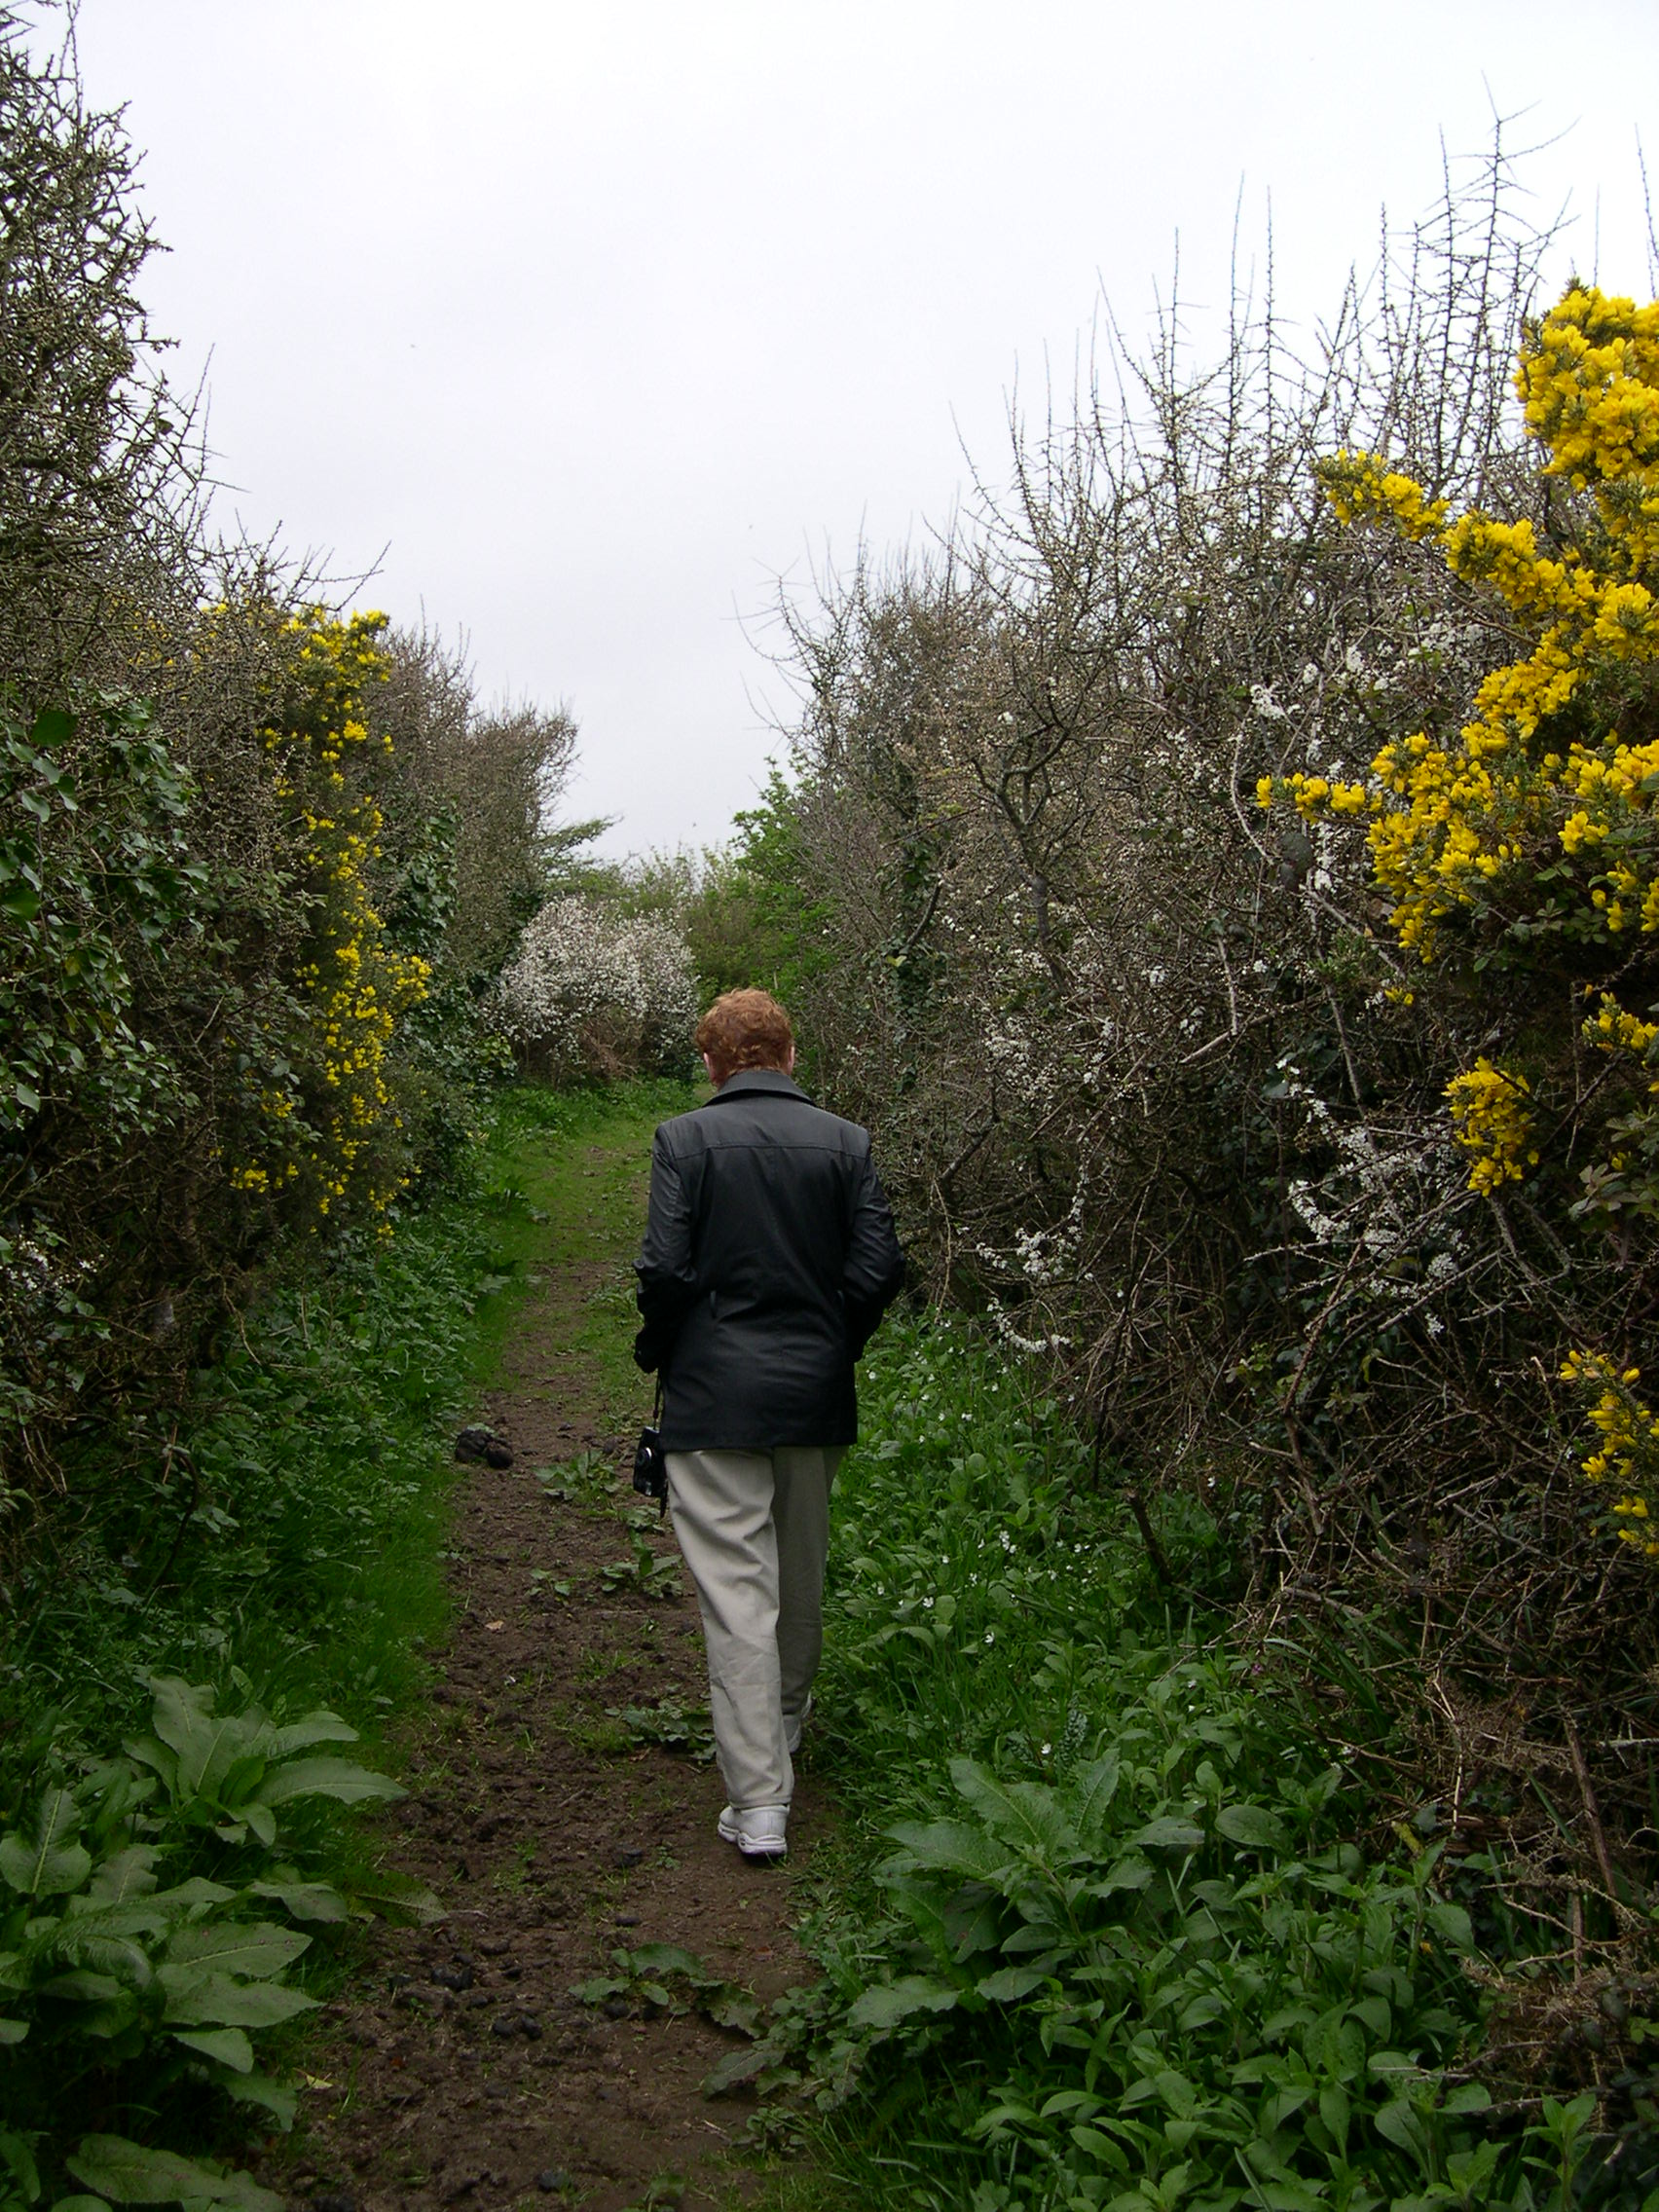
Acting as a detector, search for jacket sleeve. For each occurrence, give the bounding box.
[842,1142,905,1360]
[633,1129,699,1373]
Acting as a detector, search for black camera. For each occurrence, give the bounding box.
[633,1421,668,1514]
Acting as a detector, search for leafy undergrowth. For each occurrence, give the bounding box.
[731,1320,1651,2212]
[0,1082,690,2212]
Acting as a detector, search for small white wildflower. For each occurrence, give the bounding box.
[984,1631,995,1645]
[1041,1742,1051,1755]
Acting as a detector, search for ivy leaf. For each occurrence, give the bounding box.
[30,709,74,749]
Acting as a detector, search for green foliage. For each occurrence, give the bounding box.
[571,1942,760,2036]
[732,1320,1637,2209]
[0,701,203,1138]
[0,27,587,1543]
[611,1694,716,1762]
[0,1675,417,2212]
[640,771,837,1020]
[598,1533,682,1600]
[0,1095,575,2203]
[0,1176,490,1763]
[722,768,834,1008]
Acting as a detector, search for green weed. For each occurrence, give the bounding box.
[739,1318,1615,2210]
[612,1695,716,1763]
[0,1675,421,2212]
[0,1082,689,2206]
[600,1534,682,1601]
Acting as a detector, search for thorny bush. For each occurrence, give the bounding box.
[726,147,1659,2075]
[0,22,582,1543]
[494,893,697,1085]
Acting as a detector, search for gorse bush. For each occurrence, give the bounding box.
[721,149,1659,2025]
[1266,285,1659,1551]
[0,21,591,1541]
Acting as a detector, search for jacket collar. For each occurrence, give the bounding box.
[708,1068,808,1104]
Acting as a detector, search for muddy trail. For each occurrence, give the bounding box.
[285,1099,830,2212]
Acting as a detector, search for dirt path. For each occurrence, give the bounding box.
[287,1102,828,2212]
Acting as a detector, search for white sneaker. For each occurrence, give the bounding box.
[718,1803,789,1859]
[784,1695,813,1755]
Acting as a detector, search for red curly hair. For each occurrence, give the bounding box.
[695,988,794,1084]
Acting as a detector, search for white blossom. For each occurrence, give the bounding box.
[495,896,696,1084]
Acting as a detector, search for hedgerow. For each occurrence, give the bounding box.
[705,151,1659,2094]
[0,19,599,1547]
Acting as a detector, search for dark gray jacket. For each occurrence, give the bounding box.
[633,1070,905,1450]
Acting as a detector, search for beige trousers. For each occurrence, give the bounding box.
[665,1446,843,1811]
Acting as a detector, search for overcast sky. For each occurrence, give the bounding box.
[39,1,1659,856]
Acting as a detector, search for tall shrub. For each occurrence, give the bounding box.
[495,896,696,1085]
[738,161,1659,1965]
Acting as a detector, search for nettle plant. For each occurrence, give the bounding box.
[0,1677,408,2212]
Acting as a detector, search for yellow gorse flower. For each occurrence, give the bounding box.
[1260,281,1659,1260]
[1560,1349,1659,1556]
[1445,1058,1538,1195]
[232,609,428,1228]
[1261,284,1659,958]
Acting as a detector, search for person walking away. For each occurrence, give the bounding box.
[633,989,904,1861]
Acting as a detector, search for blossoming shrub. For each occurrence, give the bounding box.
[1262,283,1659,1548]
[719,170,1659,2016]
[239,608,431,1231]
[495,895,696,1086]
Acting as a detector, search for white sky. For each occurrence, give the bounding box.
[39,0,1659,856]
